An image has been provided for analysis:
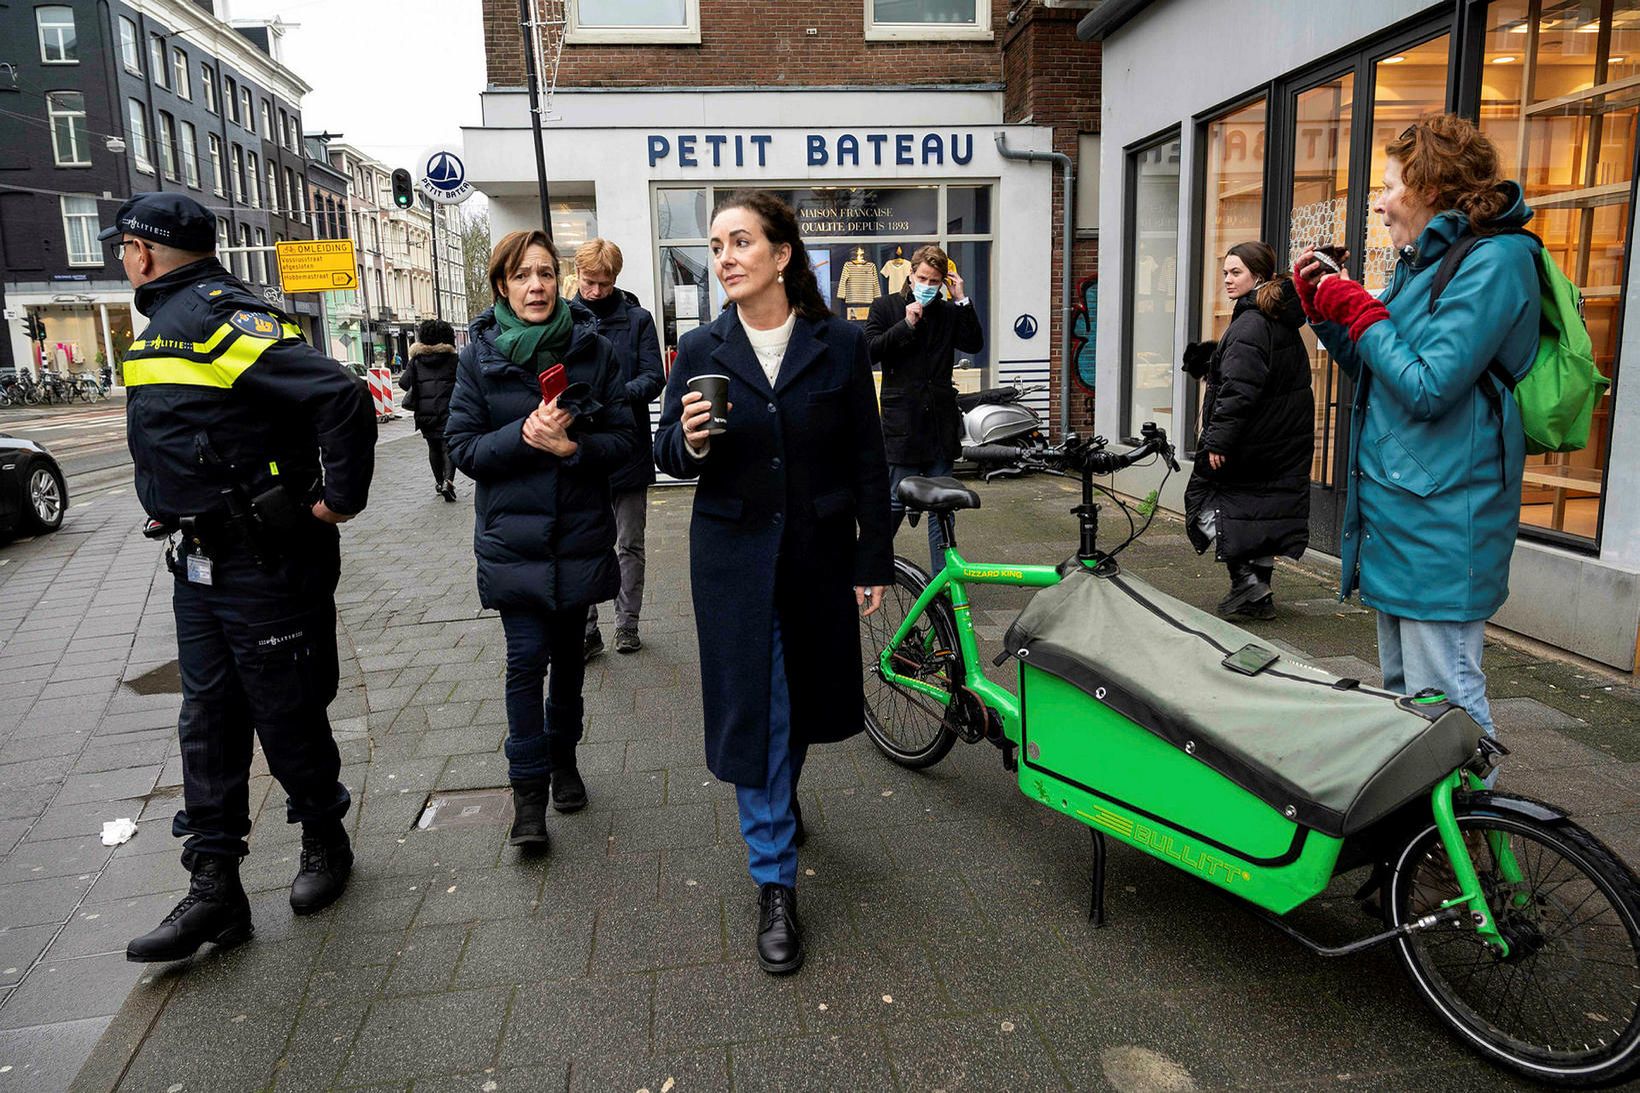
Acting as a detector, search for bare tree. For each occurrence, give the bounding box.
[458,208,492,321]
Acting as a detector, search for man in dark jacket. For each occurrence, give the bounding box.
[864,245,984,573]
[401,319,460,500]
[104,193,376,962]
[572,240,664,657]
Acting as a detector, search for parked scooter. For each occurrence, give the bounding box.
[956,372,1047,480]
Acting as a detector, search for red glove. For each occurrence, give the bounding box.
[1291,258,1323,323]
[1312,275,1390,341]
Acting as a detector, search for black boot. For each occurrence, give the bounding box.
[126,854,253,963]
[1234,562,1277,619]
[550,765,587,813]
[1217,561,1271,618]
[756,883,803,974]
[509,780,550,847]
[290,829,354,915]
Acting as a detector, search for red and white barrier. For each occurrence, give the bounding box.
[367,367,398,421]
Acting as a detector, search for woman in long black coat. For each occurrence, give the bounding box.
[655,190,892,977]
[1182,241,1313,619]
[400,318,461,501]
[446,229,635,849]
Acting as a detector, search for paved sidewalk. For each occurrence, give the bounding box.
[0,422,1634,1091]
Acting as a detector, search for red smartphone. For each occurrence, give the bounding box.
[538,364,567,405]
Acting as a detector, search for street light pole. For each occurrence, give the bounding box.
[519,0,554,242]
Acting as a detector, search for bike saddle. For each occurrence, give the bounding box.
[895,476,981,513]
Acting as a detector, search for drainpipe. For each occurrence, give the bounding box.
[995,132,1073,439]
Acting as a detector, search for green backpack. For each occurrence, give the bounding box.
[1430,229,1610,454]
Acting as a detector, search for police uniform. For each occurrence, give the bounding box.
[105,194,377,961]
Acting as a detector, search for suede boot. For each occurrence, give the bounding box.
[756,883,803,974]
[549,744,587,813]
[509,780,551,847]
[127,853,252,962]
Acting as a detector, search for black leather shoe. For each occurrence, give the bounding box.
[509,780,550,847]
[792,798,807,848]
[756,883,803,975]
[550,766,587,813]
[290,833,353,915]
[127,855,253,962]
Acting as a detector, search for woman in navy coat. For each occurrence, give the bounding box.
[446,229,636,849]
[655,190,893,975]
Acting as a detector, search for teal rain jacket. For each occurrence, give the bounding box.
[1313,182,1540,622]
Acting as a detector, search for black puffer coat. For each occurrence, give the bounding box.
[1183,281,1314,562]
[399,342,458,435]
[445,301,638,613]
[863,286,985,464]
[574,289,664,491]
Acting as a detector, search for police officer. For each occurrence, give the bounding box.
[103,194,378,963]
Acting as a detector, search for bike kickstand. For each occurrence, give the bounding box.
[1089,828,1107,928]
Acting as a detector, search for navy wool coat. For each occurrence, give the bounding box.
[655,306,894,787]
[446,301,637,613]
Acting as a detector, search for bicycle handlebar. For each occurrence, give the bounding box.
[962,423,1178,477]
[961,443,1030,465]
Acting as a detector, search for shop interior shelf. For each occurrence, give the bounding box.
[1527,182,1631,210]
[1525,74,1640,119]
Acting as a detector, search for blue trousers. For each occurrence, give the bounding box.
[499,607,587,782]
[1377,613,1496,785]
[735,620,807,888]
[889,457,954,574]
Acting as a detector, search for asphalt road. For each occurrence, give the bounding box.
[0,395,133,499]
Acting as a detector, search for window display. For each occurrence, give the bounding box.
[1127,135,1181,436]
[654,183,994,376]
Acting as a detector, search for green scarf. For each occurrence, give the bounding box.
[492,297,574,374]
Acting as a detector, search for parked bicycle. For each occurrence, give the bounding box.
[73,371,108,401]
[860,425,1640,1087]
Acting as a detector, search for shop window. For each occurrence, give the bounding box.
[46,91,90,167]
[37,7,77,64]
[1286,74,1356,484]
[568,0,699,43]
[1480,0,1635,544]
[1125,134,1181,437]
[119,17,142,74]
[128,100,153,174]
[655,183,996,378]
[550,197,598,297]
[867,0,990,40]
[61,196,100,266]
[1362,36,1451,291]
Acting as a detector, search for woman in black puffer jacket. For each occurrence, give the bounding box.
[1182,241,1314,619]
[445,229,636,849]
[400,319,461,500]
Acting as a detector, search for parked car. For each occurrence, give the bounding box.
[0,434,68,538]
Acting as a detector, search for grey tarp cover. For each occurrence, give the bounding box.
[1002,565,1483,837]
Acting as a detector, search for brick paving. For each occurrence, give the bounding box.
[0,420,1634,1091]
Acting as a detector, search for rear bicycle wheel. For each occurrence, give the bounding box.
[859,556,961,768]
[1388,802,1640,1087]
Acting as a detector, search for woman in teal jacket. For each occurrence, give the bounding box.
[1296,114,1540,739]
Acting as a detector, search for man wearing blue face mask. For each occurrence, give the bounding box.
[865,244,985,573]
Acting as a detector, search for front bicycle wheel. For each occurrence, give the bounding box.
[1388,802,1640,1087]
[859,556,961,769]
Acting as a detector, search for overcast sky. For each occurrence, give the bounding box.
[227,0,487,174]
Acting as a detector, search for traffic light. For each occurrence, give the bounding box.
[391,168,414,210]
[25,315,46,343]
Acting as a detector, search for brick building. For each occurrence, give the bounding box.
[463,0,1101,432]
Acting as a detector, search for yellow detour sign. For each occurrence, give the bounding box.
[275,239,358,293]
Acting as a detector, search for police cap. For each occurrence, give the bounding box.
[97,192,216,253]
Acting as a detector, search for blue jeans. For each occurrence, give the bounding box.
[1376,612,1496,736]
[735,620,807,888]
[499,607,587,783]
[889,457,954,574]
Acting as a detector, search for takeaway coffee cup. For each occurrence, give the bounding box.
[687,373,730,435]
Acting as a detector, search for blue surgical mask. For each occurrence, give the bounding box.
[911,283,940,306]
